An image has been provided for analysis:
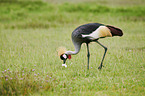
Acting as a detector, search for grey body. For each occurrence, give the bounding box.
[72,23,103,43]
[66,23,103,55]
[65,23,123,69]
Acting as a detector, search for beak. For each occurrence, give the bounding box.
[62,59,67,67]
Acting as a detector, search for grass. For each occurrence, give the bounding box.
[0,0,145,95]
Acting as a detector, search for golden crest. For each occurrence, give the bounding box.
[57,47,67,56]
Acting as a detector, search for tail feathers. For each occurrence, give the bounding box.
[107,25,123,36]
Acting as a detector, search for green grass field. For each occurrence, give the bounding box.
[0,0,145,95]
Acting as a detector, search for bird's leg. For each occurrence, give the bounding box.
[86,43,90,70]
[96,41,107,70]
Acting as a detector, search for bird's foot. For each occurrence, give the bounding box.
[98,65,104,70]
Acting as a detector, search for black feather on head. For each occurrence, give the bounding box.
[60,54,68,60]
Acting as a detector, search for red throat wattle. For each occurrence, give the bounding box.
[68,55,71,59]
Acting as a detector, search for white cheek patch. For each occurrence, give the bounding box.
[63,54,67,59]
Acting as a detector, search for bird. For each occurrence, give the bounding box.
[58,23,123,70]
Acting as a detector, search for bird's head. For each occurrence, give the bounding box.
[57,47,71,64]
[60,54,71,64]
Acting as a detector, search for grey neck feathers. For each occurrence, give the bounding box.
[65,42,81,55]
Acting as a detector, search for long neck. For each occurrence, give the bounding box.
[65,42,81,55]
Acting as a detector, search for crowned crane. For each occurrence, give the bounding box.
[58,23,123,69]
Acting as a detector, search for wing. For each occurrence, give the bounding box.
[71,23,104,43]
[72,23,103,38]
[73,23,104,35]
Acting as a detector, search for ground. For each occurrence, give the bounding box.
[0,0,145,95]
